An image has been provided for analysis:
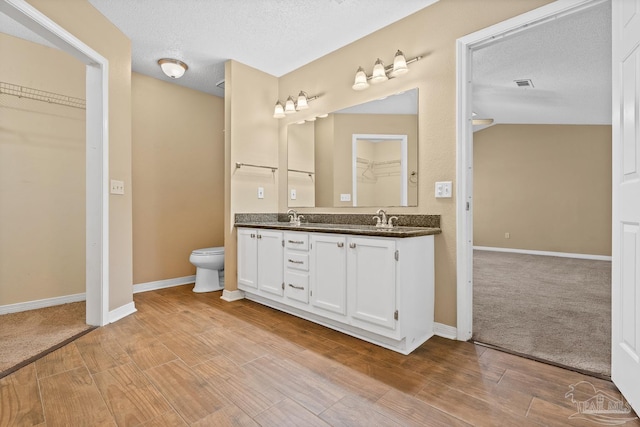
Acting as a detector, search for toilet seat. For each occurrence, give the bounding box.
[192,247,224,255]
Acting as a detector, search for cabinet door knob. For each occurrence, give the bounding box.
[349,243,356,248]
[337,242,344,248]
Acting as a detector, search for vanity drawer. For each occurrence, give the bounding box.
[285,233,309,251]
[285,270,309,303]
[286,252,308,271]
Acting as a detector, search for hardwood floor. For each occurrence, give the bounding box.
[1,284,638,426]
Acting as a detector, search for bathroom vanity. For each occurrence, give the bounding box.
[235,213,440,355]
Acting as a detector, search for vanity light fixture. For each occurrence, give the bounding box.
[273,91,319,119]
[158,58,188,79]
[352,50,421,91]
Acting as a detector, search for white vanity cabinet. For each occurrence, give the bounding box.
[237,226,435,355]
[237,228,283,296]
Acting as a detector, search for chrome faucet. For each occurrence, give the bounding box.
[287,209,303,226]
[373,209,399,228]
[373,209,387,228]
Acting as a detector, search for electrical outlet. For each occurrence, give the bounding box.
[340,193,351,202]
[435,181,452,198]
[505,232,510,239]
[257,187,264,199]
[290,189,297,200]
[110,179,124,195]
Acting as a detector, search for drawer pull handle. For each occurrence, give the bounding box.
[250,233,256,238]
[337,242,344,248]
[288,283,305,290]
[257,234,262,239]
[288,259,304,264]
[288,240,304,244]
[349,243,356,248]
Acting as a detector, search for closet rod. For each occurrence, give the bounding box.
[0,82,86,110]
[235,162,278,173]
[288,168,315,175]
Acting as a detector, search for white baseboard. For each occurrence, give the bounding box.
[133,275,196,294]
[473,246,612,261]
[434,322,457,340]
[0,293,86,315]
[109,302,137,323]
[221,289,244,302]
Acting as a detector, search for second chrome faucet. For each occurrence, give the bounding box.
[373,209,398,228]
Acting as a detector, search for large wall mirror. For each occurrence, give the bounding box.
[287,88,418,208]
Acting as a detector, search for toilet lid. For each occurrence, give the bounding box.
[192,247,224,255]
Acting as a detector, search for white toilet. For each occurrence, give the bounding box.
[189,247,225,292]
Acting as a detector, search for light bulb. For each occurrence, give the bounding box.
[273,101,285,119]
[371,58,388,84]
[390,50,408,77]
[296,91,309,110]
[352,66,370,91]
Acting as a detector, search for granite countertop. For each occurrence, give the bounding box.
[234,213,441,238]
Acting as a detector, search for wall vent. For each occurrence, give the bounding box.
[514,79,534,88]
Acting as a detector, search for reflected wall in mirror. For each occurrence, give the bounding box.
[287,88,418,208]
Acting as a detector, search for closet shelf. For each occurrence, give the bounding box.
[0,82,86,110]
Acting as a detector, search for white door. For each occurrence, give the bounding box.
[257,230,283,296]
[310,234,347,315]
[612,0,640,413]
[347,237,396,331]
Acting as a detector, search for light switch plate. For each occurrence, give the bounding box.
[290,189,297,200]
[110,179,124,195]
[435,181,452,198]
[257,187,264,199]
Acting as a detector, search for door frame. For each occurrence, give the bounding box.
[455,0,608,340]
[0,0,110,325]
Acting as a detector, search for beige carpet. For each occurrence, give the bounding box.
[0,301,94,378]
[473,250,611,377]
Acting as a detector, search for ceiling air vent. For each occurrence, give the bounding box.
[514,79,534,88]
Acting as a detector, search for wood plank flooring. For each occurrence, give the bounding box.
[1,284,638,426]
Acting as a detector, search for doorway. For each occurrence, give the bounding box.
[0,0,109,325]
[456,0,611,372]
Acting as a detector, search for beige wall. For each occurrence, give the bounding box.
[0,34,85,305]
[275,0,553,326]
[474,124,612,256]
[287,121,315,208]
[27,0,133,311]
[132,73,225,284]
[225,60,279,291]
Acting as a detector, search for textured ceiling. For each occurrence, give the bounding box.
[472,1,611,127]
[1,0,611,126]
[82,0,438,97]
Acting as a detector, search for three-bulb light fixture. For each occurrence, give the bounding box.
[273,91,319,119]
[352,50,421,91]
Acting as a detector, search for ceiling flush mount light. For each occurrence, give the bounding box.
[352,50,421,90]
[158,58,188,79]
[273,91,319,119]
